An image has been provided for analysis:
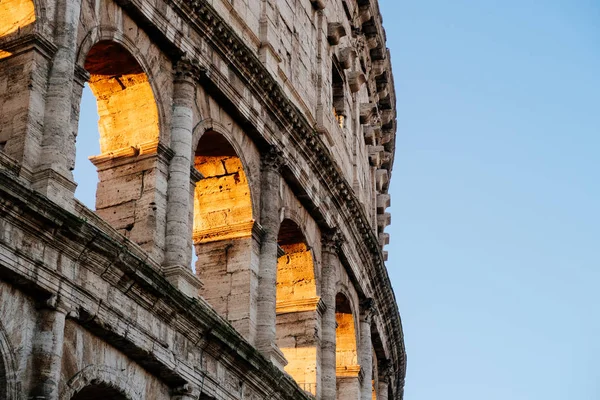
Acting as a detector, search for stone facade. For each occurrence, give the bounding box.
[0,0,405,398]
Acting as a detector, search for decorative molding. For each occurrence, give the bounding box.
[261,146,285,172]
[89,140,174,170]
[275,296,323,315]
[193,220,255,244]
[321,229,344,254]
[336,365,361,378]
[174,55,205,82]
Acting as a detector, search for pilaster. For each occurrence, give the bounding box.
[256,147,285,368]
[32,0,83,209]
[321,229,344,400]
[163,57,203,297]
[359,298,376,400]
[28,295,71,400]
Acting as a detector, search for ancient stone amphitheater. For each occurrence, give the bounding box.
[0,0,405,398]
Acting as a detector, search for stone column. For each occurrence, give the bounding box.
[32,0,83,207]
[163,58,203,298]
[321,230,343,400]
[28,296,70,400]
[377,364,392,400]
[359,299,375,400]
[255,147,286,368]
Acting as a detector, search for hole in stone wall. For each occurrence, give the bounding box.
[332,61,346,129]
[73,84,100,209]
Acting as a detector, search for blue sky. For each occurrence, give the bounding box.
[74,2,600,399]
[379,1,599,399]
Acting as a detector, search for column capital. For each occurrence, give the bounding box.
[378,359,393,381]
[322,229,344,254]
[360,297,376,322]
[261,146,285,172]
[173,55,204,83]
[39,294,73,315]
[171,383,201,400]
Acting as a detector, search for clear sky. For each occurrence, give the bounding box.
[73,2,600,399]
[378,1,599,399]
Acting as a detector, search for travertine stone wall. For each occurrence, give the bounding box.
[0,0,405,398]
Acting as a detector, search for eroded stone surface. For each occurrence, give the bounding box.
[0,0,406,398]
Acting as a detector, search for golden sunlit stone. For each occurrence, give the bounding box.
[276,220,320,395]
[193,153,253,240]
[0,0,35,38]
[85,41,159,154]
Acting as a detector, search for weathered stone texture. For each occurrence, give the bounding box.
[0,0,405,398]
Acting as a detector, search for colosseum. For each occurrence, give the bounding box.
[0,0,405,398]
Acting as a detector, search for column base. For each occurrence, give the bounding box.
[259,342,288,371]
[163,264,203,298]
[31,168,76,211]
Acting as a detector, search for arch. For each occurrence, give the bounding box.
[275,218,320,395]
[192,119,259,217]
[276,219,317,302]
[0,319,19,400]
[60,365,139,400]
[335,292,360,400]
[70,36,168,259]
[193,129,254,240]
[71,384,130,400]
[193,129,258,341]
[82,40,159,154]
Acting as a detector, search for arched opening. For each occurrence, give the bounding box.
[72,40,166,259]
[71,383,129,400]
[275,219,320,395]
[193,130,258,340]
[336,293,360,400]
[84,41,159,154]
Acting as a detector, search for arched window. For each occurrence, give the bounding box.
[83,41,159,155]
[336,293,360,399]
[193,130,257,339]
[72,40,165,258]
[275,219,319,395]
